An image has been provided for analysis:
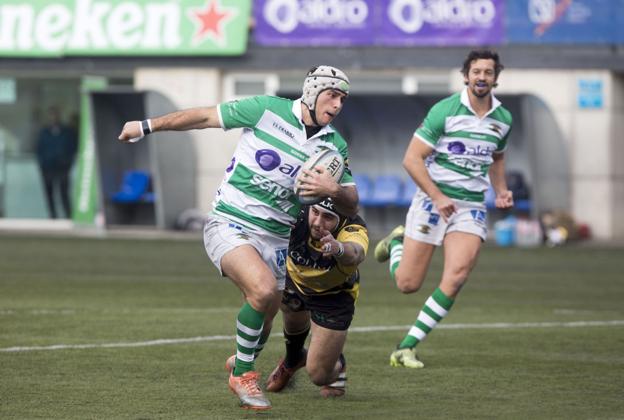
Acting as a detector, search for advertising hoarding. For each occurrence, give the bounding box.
[0,0,251,57]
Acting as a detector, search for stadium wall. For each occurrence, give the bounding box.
[490,69,622,239]
[132,67,622,240]
[134,68,238,215]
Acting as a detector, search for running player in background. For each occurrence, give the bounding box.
[118,66,358,410]
[374,50,514,368]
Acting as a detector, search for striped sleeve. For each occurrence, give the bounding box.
[414,101,447,146]
[218,96,269,130]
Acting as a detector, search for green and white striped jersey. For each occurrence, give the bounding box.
[215,95,354,237]
[414,88,512,203]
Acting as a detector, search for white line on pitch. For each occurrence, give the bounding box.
[2,320,623,353]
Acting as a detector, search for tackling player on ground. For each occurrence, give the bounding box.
[118,66,358,411]
[263,198,368,397]
[374,49,514,368]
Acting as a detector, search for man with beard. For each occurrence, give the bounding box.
[373,50,514,368]
[262,197,367,397]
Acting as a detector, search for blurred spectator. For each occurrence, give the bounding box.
[36,106,78,219]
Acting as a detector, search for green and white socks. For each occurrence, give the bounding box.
[233,302,265,376]
[386,238,455,348]
[389,238,403,281]
[399,287,454,349]
[254,330,270,360]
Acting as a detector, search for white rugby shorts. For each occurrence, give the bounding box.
[203,212,289,290]
[405,190,488,246]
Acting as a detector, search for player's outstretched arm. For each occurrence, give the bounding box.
[320,229,365,266]
[118,106,220,143]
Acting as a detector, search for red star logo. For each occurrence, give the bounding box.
[188,0,237,46]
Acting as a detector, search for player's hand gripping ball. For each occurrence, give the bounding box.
[295,149,345,205]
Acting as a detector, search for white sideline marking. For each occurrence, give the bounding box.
[2,320,623,353]
[350,320,624,332]
[0,335,234,353]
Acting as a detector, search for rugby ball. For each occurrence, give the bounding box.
[295,148,345,205]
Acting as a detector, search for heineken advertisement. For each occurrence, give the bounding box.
[0,0,251,56]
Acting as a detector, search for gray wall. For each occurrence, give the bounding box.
[91,90,196,229]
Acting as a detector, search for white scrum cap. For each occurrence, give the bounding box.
[301,66,350,111]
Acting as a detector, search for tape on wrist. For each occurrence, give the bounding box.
[141,119,152,135]
[335,242,345,257]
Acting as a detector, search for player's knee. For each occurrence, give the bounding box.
[395,272,424,294]
[442,269,470,294]
[448,263,471,280]
[247,284,279,311]
[307,366,333,386]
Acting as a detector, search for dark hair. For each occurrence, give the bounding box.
[461,49,504,79]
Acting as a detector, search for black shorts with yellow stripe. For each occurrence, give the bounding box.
[282,274,355,331]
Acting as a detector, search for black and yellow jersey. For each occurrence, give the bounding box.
[286,208,368,299]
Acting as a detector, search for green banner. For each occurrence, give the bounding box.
[72,76,107,226]
[0,0,250,57]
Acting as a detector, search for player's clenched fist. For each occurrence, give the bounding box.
[118,121,143,143]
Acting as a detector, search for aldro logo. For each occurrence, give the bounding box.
[263,0,369,34]
[253,149,300,213]
[447,141,495,156]
[255,149,301,178]
[388,0,497,34]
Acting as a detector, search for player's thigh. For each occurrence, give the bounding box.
[395,235,436,285]
[440,232,482,295]
[307,323,347,374]
[221,245,279,296]
[204,215,283,304]
[221,245,280,319]
[404,189,446,247]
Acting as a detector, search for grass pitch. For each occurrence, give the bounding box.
[1,234,623,419]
